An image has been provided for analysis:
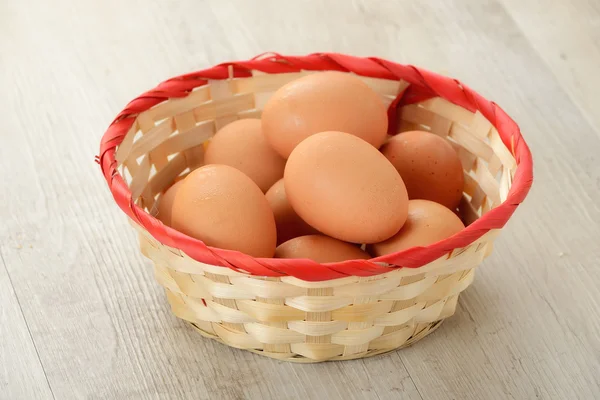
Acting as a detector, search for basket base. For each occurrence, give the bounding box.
[189,320,443,363]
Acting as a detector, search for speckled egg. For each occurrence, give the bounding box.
[380,130,464,210]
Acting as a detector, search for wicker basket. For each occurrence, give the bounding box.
[98,53,533,363]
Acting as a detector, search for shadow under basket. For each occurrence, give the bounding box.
[98,53,533,363]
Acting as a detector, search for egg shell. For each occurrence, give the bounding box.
[275,235,371,263]
[171,164,277,257]
[369,199,465,256]
[156,179,184,226]
[380,130,465,210]
[262,71,388,158]
[204,119,286,192]
[265,178,318,244]
[284,131,409,244]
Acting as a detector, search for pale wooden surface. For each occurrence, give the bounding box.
[1,0,599,399]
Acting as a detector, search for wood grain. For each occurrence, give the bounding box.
[499,0,600,135]
[0,0,599,399]
[355,1,600,399]
[0,255,53,400]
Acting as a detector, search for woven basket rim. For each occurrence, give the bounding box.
[97,52,534,281]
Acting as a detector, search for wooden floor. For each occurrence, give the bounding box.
[1,1,599,399]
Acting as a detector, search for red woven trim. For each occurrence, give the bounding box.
[98,52,534,281]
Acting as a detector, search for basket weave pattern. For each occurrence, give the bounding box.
[98,53,533,362]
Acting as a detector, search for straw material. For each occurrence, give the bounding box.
[98,53,533,362]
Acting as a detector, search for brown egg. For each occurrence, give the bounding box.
[156,179,184,226]
[380,130,464,210]
[204,119,286,192]
[172,164,276,257]
[275,235,371,263]
[262,71,388,158]
[370,199,465,256]
[285,131,409,244]
[265,178,318,244]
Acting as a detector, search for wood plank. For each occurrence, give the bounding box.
[0,255,54,400]
[346,1,600,399]
[0,1,420,399]
[1,0,599,399]
[499,0,600,133]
